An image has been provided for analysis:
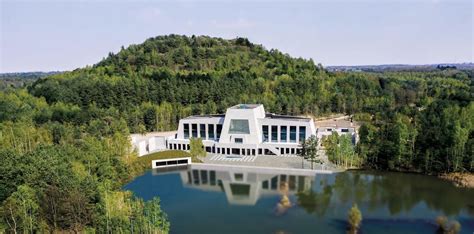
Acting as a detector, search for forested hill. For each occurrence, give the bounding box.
[25,34,474,174]
[30,35,328,118]
[96,35,321,75]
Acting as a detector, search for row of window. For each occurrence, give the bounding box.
[262,125,306,143]
[169,143,190,151]
[183,123,222,140]
[168,143,301,156]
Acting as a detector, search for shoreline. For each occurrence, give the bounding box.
[439,173,474,188]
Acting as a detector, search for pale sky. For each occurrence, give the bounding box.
[1,0,473,72]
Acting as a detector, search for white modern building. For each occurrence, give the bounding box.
[131,104,358,157]
[167,104,316,157]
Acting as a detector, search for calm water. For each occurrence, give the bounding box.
[124,164,474,234]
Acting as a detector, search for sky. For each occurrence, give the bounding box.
[0,0,473,73]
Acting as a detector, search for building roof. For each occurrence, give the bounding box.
[184,114,225,120]
[230,104,262,109]
[264,113,312,122]
[316,119,357,129]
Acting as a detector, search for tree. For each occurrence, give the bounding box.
[324,132,340,166]
[347,203,362,234]
[340,134,356,168]
[1,185,39,233]
[189,138,206,158]
[299,135,320,169]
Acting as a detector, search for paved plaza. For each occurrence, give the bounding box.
[201,152,339,171]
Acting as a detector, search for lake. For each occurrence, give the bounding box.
[124,164,474,234]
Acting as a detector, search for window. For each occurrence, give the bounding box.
[216,124,223,139]
[192,170,200,184]
[299,126,306,142]
[210,171,216,186]
[341,128,349,133]
[200,124,206,139]
[191,124,198,138]
[229,119,250,134]
[262,125,269,142]
[271,176,278,190]
[235,173,244,181]
[290,126,297,143]
[230,184,250,196]
[208,124,215,139]
[201,170,208,184]
[183,124,189,139]
[271,126,278,142]
[232,148,240,155]
[235,138,243,143]
[280,126,287,142]
[327,128,332,132]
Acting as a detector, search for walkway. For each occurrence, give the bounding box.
[209,154,257,162]
[202,153,341,172]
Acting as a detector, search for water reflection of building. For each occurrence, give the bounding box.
[155,164,319,205]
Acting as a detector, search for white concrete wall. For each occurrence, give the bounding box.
[219,105,265,144]
[137,140,148,156]
[148,136,167,152]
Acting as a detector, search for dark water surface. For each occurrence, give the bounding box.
[124,164,474,234]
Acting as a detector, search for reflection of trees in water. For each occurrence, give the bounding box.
[362,172,474,216]
[297,171,474,217]
[296,180,332,217]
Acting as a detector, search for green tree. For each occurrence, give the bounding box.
[347,203,362,234]
[299,135,320,169]
[189,138,206,159]
[1,185,39,233]
[340,134,357,168]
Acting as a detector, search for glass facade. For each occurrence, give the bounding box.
[229,119,250,134]
[299,126,306,142]
[271,126,278,142]
[262,125,269,142]
[216,124,222,139]
[290,126,296,143]
[280,126,287,142]
[200,124,206,139]
[208,124,214,139]
[183,124,189,139]
[192,124,198,138]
